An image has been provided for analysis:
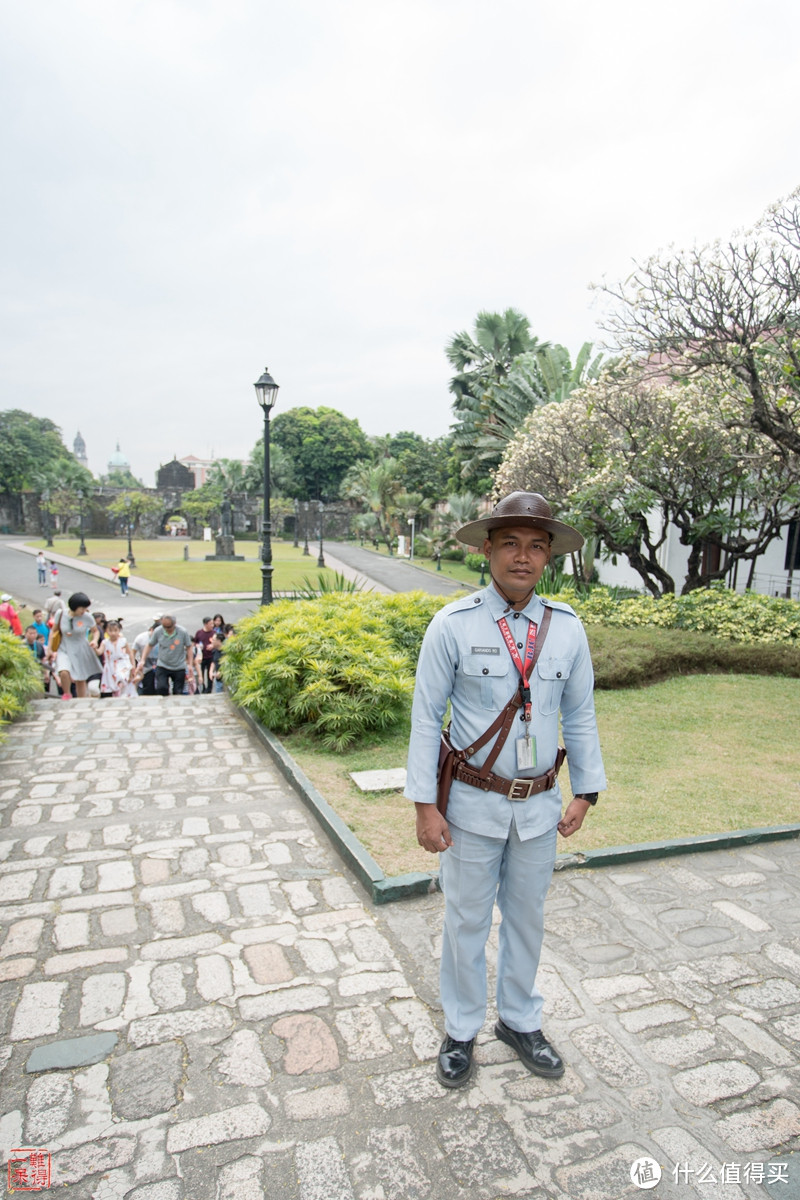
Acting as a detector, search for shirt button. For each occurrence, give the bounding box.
[513,612,519,619]
[482,667,489,675]
[557,671,562,678]
[517,642,523,649]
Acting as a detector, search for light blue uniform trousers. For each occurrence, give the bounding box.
[438,820,557,1042]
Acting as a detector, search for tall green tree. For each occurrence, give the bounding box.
[271,406,369,499]
[0,410,79,493]
[342,458,404,553]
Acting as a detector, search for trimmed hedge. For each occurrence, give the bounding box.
[0,630,43,737]
[548,584,800,644]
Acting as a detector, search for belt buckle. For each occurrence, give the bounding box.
[509,777,535,801]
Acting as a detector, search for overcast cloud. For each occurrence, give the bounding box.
[1,0,798,485]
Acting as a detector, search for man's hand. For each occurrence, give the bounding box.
[415,803,453,854]
[557,797,592,839]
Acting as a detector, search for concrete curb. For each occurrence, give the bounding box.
[238,706,800,905]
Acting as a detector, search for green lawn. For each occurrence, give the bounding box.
[283,674,800,877]
[26,538,339,593]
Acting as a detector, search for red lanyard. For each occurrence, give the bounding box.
[497,616,536,722]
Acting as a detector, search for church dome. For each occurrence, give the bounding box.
[108,443,130,471]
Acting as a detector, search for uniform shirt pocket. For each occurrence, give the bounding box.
[461,654,511,709]
[536,657,572,715]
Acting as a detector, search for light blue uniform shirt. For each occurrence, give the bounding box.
[405,584,606,840]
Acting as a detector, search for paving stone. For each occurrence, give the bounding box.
[650,1125,748,1200]
[335,1006,393,1061]
[713,900,772,931]
[166,1103,271,1153]
[0,869,37,901]
[672,1059,760,1106]
[643,1029,718,1067]
[125,1182,183,1200]
[80,973,128,1026]
[51,1137,136,1185]
[128,1006,233,1048]
[191,890,231,923]
[242,941,293,985]
[11,980,67,1040]
[24,1072,74,1140]
[718,1014,794,1066]
[140,932,222,960]
[273,1013,340,1074]
[435,1108,532,1189]
[568,1023,649,1088]
[53,912,91,950]
[732,978,800,1009]
[216,1155,263,1200]
[716,1099,800,1152]
[26,1032,118,1073]
[215,1029,272,1087]
[110,1043,184,1120]
[618,1000,693,1033]
[0,916,43,958]
[295,1136,355,1200]
[239,984,330,1020]
[44,946,128,975]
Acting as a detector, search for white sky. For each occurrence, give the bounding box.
[2,0,799,486]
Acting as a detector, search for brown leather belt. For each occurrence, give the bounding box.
[452,747,566,801]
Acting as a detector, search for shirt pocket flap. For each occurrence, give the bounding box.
[536,657,572,682]
[462,654,510,678]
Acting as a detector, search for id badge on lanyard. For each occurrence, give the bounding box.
[497,615,537,772]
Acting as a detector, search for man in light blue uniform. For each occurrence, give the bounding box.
[405,491,606,1087]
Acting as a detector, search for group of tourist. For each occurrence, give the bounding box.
[12,588,233,700]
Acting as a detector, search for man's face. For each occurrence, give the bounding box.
[203,619,213,631]
[33,610,42,622]
[25,628,36,644]
[483,525,552,603]
[161,618,175,634]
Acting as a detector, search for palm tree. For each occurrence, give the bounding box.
[342,459,404,553]
[208,458,246,496]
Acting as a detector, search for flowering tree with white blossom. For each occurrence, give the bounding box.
[495,366,800,595]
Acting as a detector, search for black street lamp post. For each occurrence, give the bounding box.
[254,367,280,606]
[125,495,136,567]
[293,499,299,549]
[42,490,54,548]
[317,501,325,568]
[77,489,88,556]
[302,502,310,556]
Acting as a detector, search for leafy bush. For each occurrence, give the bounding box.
[546,584,799,644]
[464,553,485,572]
[0,631,42,735]
[442,547,465,561]
[223,593,451,750]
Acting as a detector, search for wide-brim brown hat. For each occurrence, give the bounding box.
[456,491,584,555]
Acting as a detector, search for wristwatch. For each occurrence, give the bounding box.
[575,793,598,806]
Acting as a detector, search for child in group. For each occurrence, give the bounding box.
[98,620,137,697]
[209,631,226,693]
[49,561,59,587]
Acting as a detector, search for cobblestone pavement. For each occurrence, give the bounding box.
[0,697,799,1200]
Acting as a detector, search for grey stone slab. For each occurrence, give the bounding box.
[349,768,407,792]
[25,1032,118,1072]
[109,1043,184,1120]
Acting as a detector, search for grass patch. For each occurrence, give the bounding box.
[282,675,800,877]
[26,539,340,594]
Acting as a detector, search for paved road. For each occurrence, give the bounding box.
[0,696,798,1199]
[326,541,472,597]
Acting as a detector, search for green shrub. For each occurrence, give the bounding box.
[464,553,485,572]
[546,584,799,645]
[442,547,465,561]
[0,631,42,735]
[223,594,452,750]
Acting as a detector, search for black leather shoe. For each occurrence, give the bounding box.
[436,1035,475,1088]
[495,1018,565,1078]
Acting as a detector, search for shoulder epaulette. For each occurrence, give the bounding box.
[540,597,579,617]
